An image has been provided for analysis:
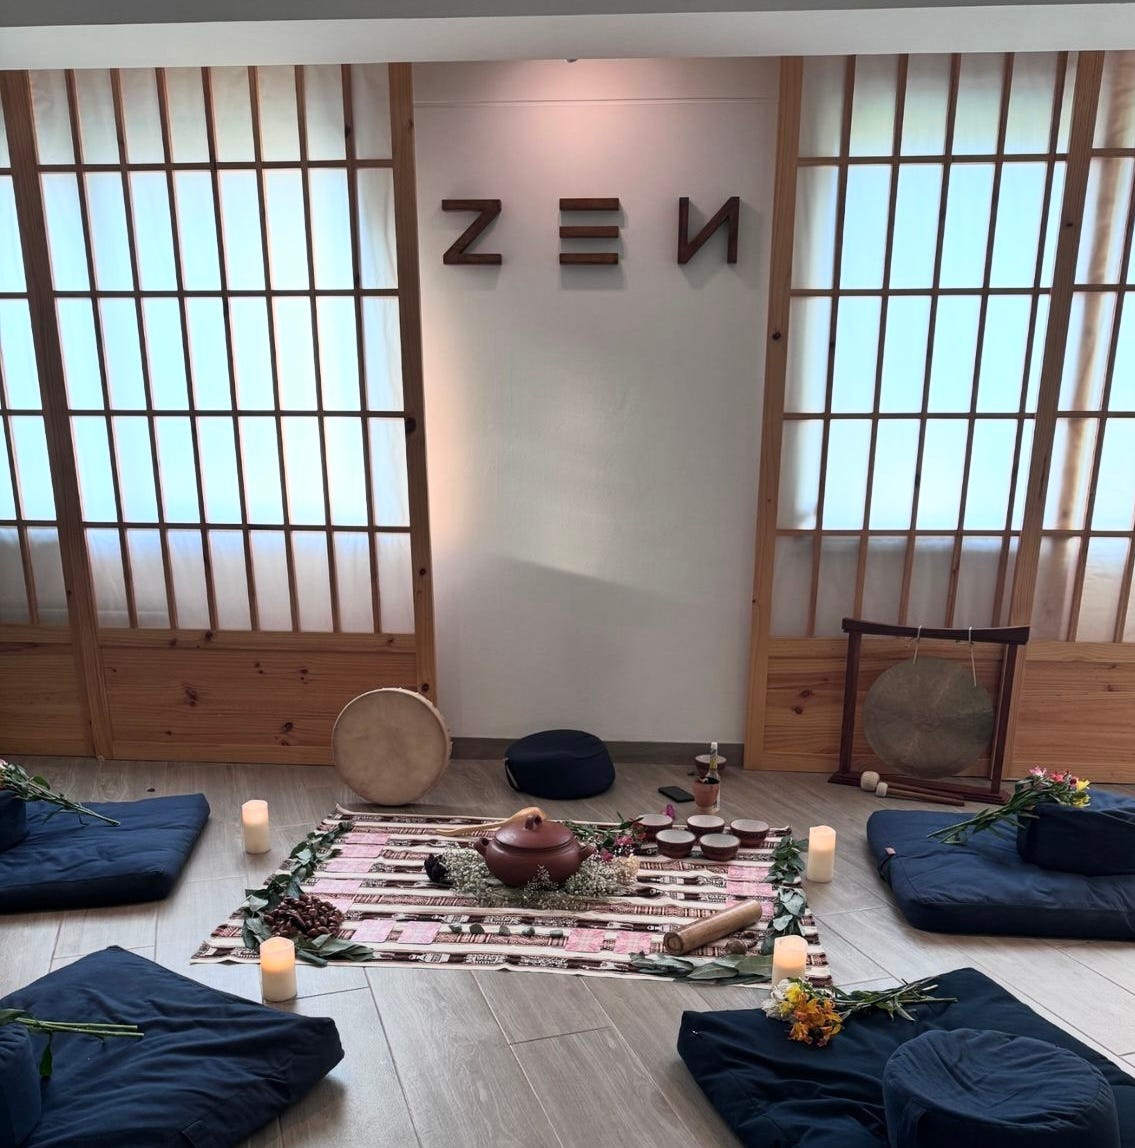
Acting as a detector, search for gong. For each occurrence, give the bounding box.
[862,657,995,779]
[332,687,451,805]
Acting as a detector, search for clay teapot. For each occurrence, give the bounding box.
[474,812,596,887]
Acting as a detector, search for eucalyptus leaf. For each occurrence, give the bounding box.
[686,964,740,981]
[469,923,485,934]
[735,955,773,975]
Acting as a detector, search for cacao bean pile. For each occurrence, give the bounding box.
[262,893,344,940]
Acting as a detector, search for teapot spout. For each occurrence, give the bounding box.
[579,842,597,862]
[473,836,489,856]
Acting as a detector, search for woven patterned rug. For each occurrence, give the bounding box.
[192,807,831,983]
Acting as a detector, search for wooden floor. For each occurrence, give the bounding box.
[3,757,1134,1148]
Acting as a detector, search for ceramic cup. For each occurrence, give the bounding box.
[636,813,674,841]
[655,829,696,859]
[730,819,770,848]
[686,814,725,839]
[699,832,741,861]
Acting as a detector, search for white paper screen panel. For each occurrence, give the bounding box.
[775,51,1076,637]
[0,106,68,626]
[1041,50,1135,641]
[24,64,413,634]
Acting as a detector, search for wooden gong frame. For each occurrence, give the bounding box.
[831,617,1031,804]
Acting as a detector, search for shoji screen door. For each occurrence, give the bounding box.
[748,51,1135,781]
[0,64,435,763]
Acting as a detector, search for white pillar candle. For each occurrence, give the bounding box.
[259,936,297,1002]
[770,934,809,986]
[242,800,270,854]
[806,825,837,882]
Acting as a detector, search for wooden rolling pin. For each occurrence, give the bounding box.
[662,900,764,956]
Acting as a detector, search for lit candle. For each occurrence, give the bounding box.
[259,936,297,1002]
[770,935,808,985]
[242,800,270,854]
[806,825,837,882]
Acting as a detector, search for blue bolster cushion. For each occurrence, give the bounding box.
[505,729,615,799]
[0,1024,42,1148]
[865,801,1135,940]
[1,947,344,1148]
[0,792,28,853]
[883,1028,1120,1148]
[1017,793,1135,876]
[676,967,1135,1148]
[0,794,209,914]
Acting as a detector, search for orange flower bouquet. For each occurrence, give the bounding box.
[763,976,954,1047]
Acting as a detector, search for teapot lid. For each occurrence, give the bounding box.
[495,812,575,850]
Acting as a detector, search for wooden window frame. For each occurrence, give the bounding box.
[746,51,1135,781]
[0,63,436,763]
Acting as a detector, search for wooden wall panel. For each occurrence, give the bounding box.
[0,633,90,755]
[1015,644,1135,780]
[101,642,417,764]
[760,638,1135,781]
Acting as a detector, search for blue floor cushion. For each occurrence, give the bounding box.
[865,799,1135,939]
[1,947,344,1148]
[0,795,209,914]
[677,967,1135,1148]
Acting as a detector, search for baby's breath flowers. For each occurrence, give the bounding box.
[763,976,954,1047]
[929,767,1091,846]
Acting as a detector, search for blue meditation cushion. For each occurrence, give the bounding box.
[884,1028,1120,1148]
[0,1024,42,1148]
[866,799,1135,939]
[505,729,615,799]
[1017,793,1135,876]
[677,967,1135,1148]
[0,794,209,914]
[0,792,28,853]
[1,947,343,1148]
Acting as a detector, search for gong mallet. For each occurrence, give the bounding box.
[662,900,764,956]
[875,781,964,807]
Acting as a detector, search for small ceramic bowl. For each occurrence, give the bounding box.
[656,829,696,859]
[686,814,725,839]
[730,819,770,848]
[636,813,674,840]
[699,832,740,861]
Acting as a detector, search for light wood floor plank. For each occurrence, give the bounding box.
[367,967,561,1148]
[476,967,611,1043]
[513,1026,694,1148]
[585,978,742,1147]
[55,902,157,959]
[280,986,419,1148]
[0,911,61,997]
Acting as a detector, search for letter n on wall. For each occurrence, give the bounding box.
[677,196,740,264]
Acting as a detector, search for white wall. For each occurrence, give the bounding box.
[416,58,776,742]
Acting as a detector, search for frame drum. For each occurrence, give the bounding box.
[332,688,451,805]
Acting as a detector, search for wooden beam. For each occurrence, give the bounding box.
[1003,52,1105,772]
[743,56,803,769]
[1009,53,1104,627]
[0,70,109,756]
[388,62,438,703]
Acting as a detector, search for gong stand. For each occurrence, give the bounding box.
[831,618,1030,805]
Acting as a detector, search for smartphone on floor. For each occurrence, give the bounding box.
[658,785,695,803]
